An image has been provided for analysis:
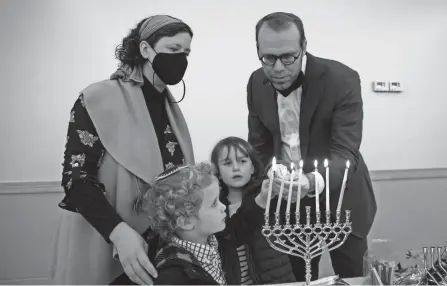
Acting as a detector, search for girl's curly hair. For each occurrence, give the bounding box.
[115,18,193,69]
[135,162,217,240]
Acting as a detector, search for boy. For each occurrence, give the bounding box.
[111,162,274,285]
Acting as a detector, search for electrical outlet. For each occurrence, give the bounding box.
[372,81,389,92]
[389,81,402,92]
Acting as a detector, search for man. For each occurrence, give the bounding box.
[246,12,377,280]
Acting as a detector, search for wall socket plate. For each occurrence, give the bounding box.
[372,81,389,92]
[389,81,403,92]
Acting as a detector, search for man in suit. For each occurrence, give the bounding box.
[246,12,377,280]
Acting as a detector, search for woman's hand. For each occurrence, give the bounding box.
[109,222,158,285]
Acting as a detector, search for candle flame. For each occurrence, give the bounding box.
[324,159,328,167]
[346,160,350,168]
[299,160,303,168]
[314,160,318,168]
[272,157,277,171]
[290,162,294,170]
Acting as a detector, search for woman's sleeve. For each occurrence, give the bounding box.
[60,94,124,242]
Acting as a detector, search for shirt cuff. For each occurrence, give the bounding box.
[306,171,325,198]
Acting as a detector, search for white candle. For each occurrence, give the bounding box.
[295,160,303,213]
[336,160,350,212]
[265,157,276,215]
[275,174,286,214]
[324,159,330,211]
[286,162,295,215]
[314,160,320,213]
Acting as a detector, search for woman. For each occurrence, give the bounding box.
[50,15,195,285]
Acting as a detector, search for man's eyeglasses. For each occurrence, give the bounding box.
[259,50,302,66]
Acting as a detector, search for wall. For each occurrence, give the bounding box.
[1,170,446,284]
[0,183,62,284]
[1,0,447,183]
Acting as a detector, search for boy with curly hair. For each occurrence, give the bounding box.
[112,161,274,285]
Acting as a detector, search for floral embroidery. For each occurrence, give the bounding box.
[77,130,99,147]
[66,179,73,190]
[166,141,178,156]
[70,154,86,167]
[165,162,175,169]
[70,110,75,123]
[164,125,172,134]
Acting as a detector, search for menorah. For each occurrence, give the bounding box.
[422,246,447,285]
[261,157,352,285]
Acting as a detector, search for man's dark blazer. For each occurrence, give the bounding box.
[246,53,377,238]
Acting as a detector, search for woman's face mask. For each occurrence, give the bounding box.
[151,52,188,85]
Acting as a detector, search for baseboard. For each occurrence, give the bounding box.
[369,167,447,181]
[0,277,50,285]
[0,181,62,195]
[0,168,446,194]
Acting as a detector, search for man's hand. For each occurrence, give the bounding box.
[255,176,309,208]
[271,174,310,203]
[109,222,158,285]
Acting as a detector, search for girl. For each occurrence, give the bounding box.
[210,136,296,284]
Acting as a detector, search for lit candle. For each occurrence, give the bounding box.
[286,162,295,215]
[324,159,330,211]
[275,171,286,215]
[265,157,276,215]
[314,160,320,213]
[336,160,350,212]
[295,160,303,214]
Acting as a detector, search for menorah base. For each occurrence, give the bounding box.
[261,207,352,285]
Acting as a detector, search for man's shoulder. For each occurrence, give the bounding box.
[248,67,267,85]
[314,55,359,79]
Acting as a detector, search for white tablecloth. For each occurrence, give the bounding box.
[277,276,365,285]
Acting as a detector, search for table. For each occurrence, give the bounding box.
[277,276,365,285]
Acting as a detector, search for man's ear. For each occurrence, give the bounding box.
[302,39,307,55]
[177,216,194,230]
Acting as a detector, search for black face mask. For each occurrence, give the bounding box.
[152,52,188,85]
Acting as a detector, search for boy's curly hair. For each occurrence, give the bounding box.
[134,162,217,240]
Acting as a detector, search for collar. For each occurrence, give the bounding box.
[302,53,308,75]
[171,235,219,264]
